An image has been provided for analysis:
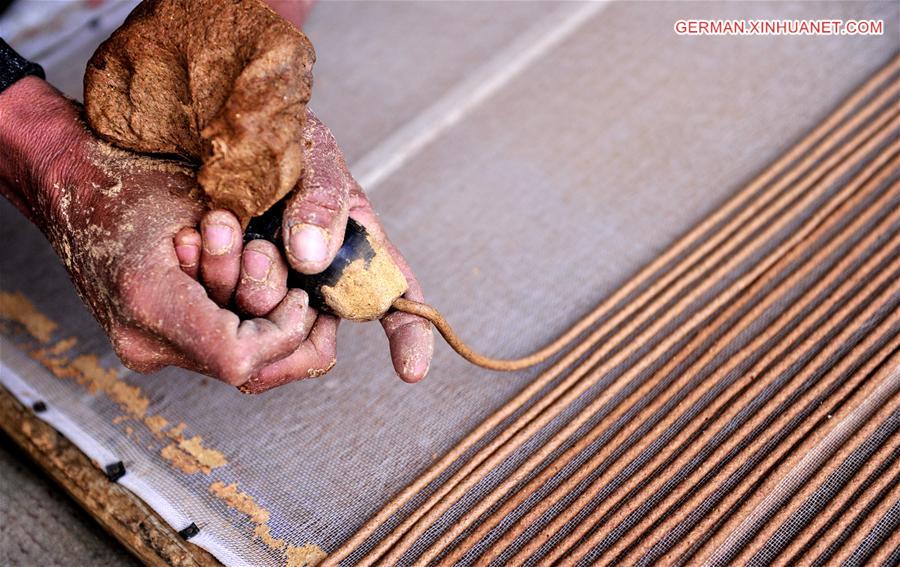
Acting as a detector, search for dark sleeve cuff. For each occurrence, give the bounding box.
[0,38,46,94]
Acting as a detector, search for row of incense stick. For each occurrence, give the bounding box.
[328,55,900,566]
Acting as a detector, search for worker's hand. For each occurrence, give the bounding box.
[173,111,435,384]
[266,0,316,28]
[0,78,339,391]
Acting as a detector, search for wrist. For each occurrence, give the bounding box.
[0,76,83,220]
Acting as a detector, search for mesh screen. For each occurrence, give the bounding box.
[1,1,898,565]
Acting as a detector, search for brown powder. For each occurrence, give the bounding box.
[209,481,270,525]
[160,444,205,475]
[254,525,286,551]
[177,435,227,471]
[69,354,150,418]
[2,290,231,477]
[286,544,327,567]
[320,236,408,321]
[160,436,227,475]
[208,481,325,564]
[166,422,187,440]
[84,0,315,222]
[144,415,169,437]
[46,337,78,355]
[0,291,58,342]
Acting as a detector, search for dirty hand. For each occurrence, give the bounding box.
[0,78,428,390]
[174,110,434,384]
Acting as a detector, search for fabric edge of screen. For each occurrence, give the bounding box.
[0,343,250,567]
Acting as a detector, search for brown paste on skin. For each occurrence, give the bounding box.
[84,0,315,222]
[320,234,408,321]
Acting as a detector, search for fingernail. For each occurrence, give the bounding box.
[204,224,233,255]
[401,343,431,382]
[290,224,328,264]
[175,244,200,267]
[242,250,272,282]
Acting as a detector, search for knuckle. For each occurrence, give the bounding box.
[120,356,163,374]
[113,268,151,322]
[299,186,346,216]
[213,351,255,386]
[110,328,166,374]
[307,355,336,379]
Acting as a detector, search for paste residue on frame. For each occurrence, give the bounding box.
[1,291,228,474]
[210,481,326,565]
[2,292,327,560]
[0,291,58,342]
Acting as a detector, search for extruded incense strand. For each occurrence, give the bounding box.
[373,91,900,565]
[393,135,900,566]
[390,298,579,371]
[329,58,900,566]
[330,59,900,566]
[387,93,896,374]
[356,77,900,567]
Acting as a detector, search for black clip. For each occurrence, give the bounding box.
[105,461,126,482]
[178,522,200,540]
[32,401,47,413]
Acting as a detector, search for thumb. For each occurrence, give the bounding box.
[283,112,352,274]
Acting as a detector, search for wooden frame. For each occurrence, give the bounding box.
[0,384,222,567]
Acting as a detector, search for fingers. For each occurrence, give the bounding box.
[235,240,289,317]
[283,111,351,274]
[261,289,317,340]
[173,227,201,280]
[380,244,434,383]
[138,270,316,386]
[110,325,188,374]
[267,0,316,28]
[350,196,434,382]
[200,209,242,305]
[241,314,339,394]
[164,110,432,385]
[181,213,289,317]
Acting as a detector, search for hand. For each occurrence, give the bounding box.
[174,110,435,385]
[77,0,433,383]
[0,79,329,391]
[1,79,433,389]
[266,0,316,28]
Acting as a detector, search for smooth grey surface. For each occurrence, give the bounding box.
[0,433,139,567]
[306,0,556,164]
